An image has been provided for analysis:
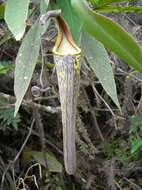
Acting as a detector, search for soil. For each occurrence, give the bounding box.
[0,1,142,190]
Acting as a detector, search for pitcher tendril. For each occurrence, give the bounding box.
[40,10,61,25]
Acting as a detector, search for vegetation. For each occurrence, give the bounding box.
[0,0,142,189]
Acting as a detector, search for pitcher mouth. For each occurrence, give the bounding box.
[52,16,81,56]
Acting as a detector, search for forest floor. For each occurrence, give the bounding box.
[1,2,142,190]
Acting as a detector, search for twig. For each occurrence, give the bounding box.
[90,109,104,142]
[40,38,46,89]
[80,86,104,142]
[92,84,118,130]
[34,95,58,101]
[93,108,119,112]
[76,115,98,158]
[114,180,123,190]
[85,175,95,189]
[42,33,57,48]
[30,86,49,172]
[26,127,63,155]
[26,102,60,114]
[0,92,61,114]
[14,120,34,163]
[125,14,137,26]
[116,67,142,83]
[136,85,142,112]
[0,119,34,190]
[124,177,142,190]
[92,84,115,117]
[16,163,42,190]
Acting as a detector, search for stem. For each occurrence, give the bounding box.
[30,85,49,171]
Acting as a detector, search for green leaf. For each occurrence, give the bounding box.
[56,187,62,190]
[14,20,41,116]
[0,107,20,130]
[29,151,62,172]
[40,18,50,36]
[0,3,5,19]
[40,0,50,35]
[131,139,142,153]
[94,6,142,13]
[81,30,120,110]
[71,0,142,73]
[89,0,124,8]
[40,0,49,14]
[0,61,14,74]
[0,30,12,46]
[5,0,30,40]
[131,115,142,132]
[57,0,82,45]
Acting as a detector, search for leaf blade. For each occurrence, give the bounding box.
[5,0,30,40]
[30,151,62,172]
[0,3,5,19]
[14,20,41,116]
[131,139,142,153]
[81,30,120,109]
[71,0,142,73]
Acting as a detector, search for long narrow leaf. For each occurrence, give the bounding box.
[81,30,120,110]
[0,3,5,19]
[89,0,124,8]
[0,30,12,46]
[14,20,41,116]
[95,6,142,13]
[28,151,62,172]
[71,0,142,73]
[40,0,50,14]
[131,139,142,153]
[5,0,30,40]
